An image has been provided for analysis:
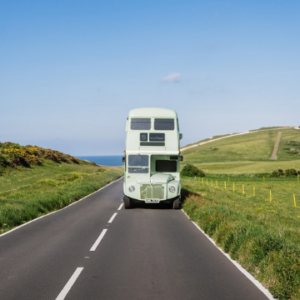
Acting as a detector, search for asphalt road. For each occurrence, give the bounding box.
[0,179,271,300]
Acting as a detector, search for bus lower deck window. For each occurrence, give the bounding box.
[156,160,177,172]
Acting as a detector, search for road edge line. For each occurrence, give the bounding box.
[181,209,276,300]
[0,177,124,238]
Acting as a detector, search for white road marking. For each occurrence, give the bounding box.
[118,203,124,210]
[181,209,275,300]
[55,267,83,300]
[108,213,118,223]
[90,229,108,251]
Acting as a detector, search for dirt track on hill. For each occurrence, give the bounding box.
[270,132,282,160]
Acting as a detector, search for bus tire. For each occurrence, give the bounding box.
[124,196,131,209]
[173,197,180,209]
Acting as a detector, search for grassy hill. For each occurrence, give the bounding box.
[181,127,300,174]
[0,142,86,175]
[181,127,300,299]
[0,142,123,233]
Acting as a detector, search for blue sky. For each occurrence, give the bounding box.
[1,0,299,155]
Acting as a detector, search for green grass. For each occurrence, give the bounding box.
[180,127,300,299]
[181,128,300,174]
[0,161,123,232]
[182,176,300,300]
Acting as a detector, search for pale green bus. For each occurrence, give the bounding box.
[122,107,183,209]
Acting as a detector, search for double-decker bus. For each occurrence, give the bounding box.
[122,107,183,209]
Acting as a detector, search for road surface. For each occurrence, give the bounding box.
[0,179,271,300]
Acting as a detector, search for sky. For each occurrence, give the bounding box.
[1,0,299,155]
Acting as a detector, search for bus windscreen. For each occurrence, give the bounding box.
[128,155,149,166]
[128,154,149,173]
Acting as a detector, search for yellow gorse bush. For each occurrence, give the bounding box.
[0,142,82,168]
[5,148,26,156]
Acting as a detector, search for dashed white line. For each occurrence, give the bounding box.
[108,212,118,223]
[90,229,108,251]
[55,267,84,300]
[118,203,124,210]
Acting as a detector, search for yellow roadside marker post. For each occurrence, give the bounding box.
[270,190,272,202]
[294,195,297,208]
[224,182,226,190]
[228,176,230,182]
[253,187,255,196]
[263,176,265,182]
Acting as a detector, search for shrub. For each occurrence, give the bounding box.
[0,141,86,169]
[0,154,8,168]
[287,141,300,146]
[181,164,205,177]
[271,170,280,177]
[278,169,285,176]
[285,168,297,177]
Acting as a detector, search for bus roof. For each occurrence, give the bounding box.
[128,107,178,118]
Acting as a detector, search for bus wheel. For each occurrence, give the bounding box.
[124,196,131,209]
[173,197,180,209]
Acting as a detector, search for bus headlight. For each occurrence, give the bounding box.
[169,186,175,193]
[128,186,135,192]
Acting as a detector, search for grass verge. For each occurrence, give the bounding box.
[181,176,300,300]
[0,162,123,233]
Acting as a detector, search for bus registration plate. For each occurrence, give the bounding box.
[145,199,160,203]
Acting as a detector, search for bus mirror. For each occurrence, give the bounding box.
[180,156,183,161]
[122,156,125,162]
[179,133,183,140]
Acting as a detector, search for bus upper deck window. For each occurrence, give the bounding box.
[131,118,151,130]
[154,119,174,130]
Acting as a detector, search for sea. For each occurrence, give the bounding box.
[76,156,123,166]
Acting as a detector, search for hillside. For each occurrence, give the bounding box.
[0,142,93,176]
[181,127,300,174]
[0,142,123,233]
[181,128,300,299]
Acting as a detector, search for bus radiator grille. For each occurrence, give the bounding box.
[140,184,164,200]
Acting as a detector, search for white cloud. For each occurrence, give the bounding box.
[161,73,181,83]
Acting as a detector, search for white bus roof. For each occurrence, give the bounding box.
[128,107,178,118]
